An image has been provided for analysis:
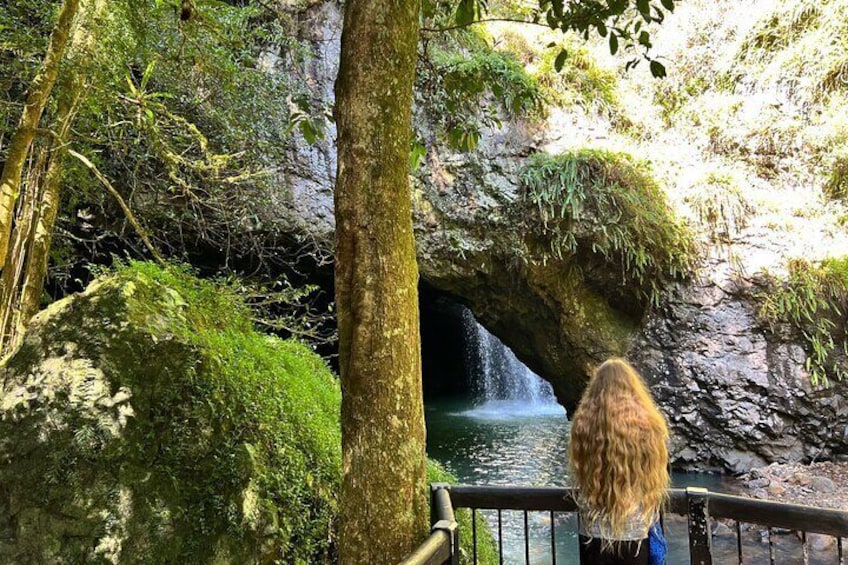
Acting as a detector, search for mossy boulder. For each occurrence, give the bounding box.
[0,263,340,564]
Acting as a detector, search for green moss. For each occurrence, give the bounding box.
[520,149,695,304]
[0,262,341,563]
[758,257,848,386]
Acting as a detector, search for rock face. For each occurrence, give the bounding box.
[411,136,646,412]
[0,266,341,564]
[277,3,848,466]
[283,3,649,412]
[631,260,848,473]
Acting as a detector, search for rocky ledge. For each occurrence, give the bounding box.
[737,461,848,511]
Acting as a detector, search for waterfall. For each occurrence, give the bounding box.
[461,308,564,417]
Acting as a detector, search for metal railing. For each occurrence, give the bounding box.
[400,483,848,565]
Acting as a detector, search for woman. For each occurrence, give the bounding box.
[568,358,669,565]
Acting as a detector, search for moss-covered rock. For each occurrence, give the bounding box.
[0,262,340,564]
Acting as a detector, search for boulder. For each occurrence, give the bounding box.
[0,264,341,564]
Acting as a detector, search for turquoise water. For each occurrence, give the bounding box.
[425,398,733,565]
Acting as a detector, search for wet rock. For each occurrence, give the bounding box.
[745,478,770,489]
[712,522,733,537]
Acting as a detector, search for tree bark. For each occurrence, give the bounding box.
[0,0,81,267]
[19,76,82,326]
[334,0,427,562]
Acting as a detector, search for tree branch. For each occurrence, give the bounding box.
[420,17,554,34]
[67,149,166,266]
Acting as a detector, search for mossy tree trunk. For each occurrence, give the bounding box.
[333,0,427,562]
[19,74,81,325]
[0,0,101,356]
[0,0,80,267]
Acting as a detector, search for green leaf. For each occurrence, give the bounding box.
[455,0,476,25]
[141,60,157,90]
[409,141,427,171]
[660,0,675,11]
[423,0,437,18]
[554,49,568,72]
[636,0,650,15]
[597,22,607,37]
[609,33,619,55]
[552,0,564,19]
[650,60,667,78]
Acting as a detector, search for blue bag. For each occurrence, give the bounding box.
[648,521,667,565]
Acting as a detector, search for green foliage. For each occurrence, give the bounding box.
[435,0,678,74]
[684,171,753,243]
[739,2,822,60]
[735,0,848,102]
[535,41,626,125]
[520,149,694,303]
[825,152,848,200]
[419,40,542,151]
[2,261,341,562]
[2,0,329,287]
[758,257,848,386]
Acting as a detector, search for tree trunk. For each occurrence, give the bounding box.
[334,0,427,562]
[19,75,82,325]
[0,0,80,267]
[0,150,44,352]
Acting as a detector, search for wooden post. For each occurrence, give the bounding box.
[687,486,713,565]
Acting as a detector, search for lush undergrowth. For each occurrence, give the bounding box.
[418,31,542,151]
[758,257,848,386]
[520,149,695,303]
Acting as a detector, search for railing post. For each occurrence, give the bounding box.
[431,484,459,565]
[687,486,713,565]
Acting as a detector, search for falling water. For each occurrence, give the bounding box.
[460,308,564,418]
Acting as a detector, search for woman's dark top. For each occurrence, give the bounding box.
[578,535,649,565]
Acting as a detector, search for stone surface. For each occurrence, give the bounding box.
[277,2,848,464]
[631,264,848,472]
[0,270,340,563]
[278,3,656,412]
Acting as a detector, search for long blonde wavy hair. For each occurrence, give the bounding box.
[568,357,669,540]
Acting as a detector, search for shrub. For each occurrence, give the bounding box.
[758,257,848,386]
[520,149,695,303]
[684,170,753,243]
[419,39,542,151]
